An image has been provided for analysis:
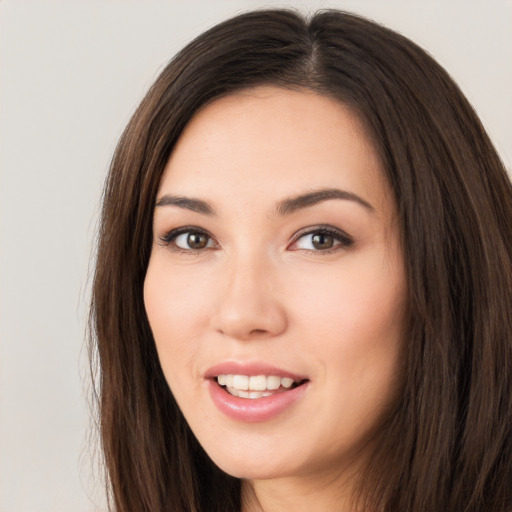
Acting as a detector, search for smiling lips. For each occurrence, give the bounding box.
[217,374,301,399]
[206,365,309,422]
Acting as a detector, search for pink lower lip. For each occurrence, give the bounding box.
[208,379,309,423]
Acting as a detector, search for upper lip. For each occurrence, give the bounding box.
[204,362,308,382]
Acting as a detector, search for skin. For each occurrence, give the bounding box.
[144,86,407,511]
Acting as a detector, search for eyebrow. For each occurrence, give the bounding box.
[155,195,216,215]
[155,188,374,216]
[275,188,374,216]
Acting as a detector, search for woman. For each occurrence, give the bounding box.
[90,9,512,512]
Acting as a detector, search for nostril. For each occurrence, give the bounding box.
[250,328,269,336]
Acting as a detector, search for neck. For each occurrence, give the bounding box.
[241,466,365,512]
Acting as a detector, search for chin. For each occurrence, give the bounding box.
[203,443,297,481]
[215,461,291,481]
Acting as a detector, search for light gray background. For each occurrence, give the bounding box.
[1,1,510,511]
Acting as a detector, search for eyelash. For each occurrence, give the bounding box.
[158,224,354,255]
[289,225,354,254]
[159,226,217,255]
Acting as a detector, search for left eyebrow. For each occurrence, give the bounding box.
[275,188,375,216]
[155,194,216,216]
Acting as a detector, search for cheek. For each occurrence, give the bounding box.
[291,250,406,400]
[143,258,210,386]
[293,251,405,339]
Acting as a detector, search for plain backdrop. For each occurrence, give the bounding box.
[0,1,510,511]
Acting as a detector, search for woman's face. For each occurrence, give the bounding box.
[144,86,407,484]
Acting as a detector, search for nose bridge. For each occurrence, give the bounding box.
[211,245,287,340]
[227,245,268,292]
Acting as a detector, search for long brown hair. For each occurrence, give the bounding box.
[90,9,512,512]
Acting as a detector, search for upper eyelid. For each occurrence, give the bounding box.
[289,225,353,244]
[166,225,209,233]
[160,225,213,240]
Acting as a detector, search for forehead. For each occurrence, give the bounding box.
[160,86,391,217]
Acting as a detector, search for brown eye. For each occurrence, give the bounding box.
[311,233,334,250]
[187,232,209,249]
[168,230,215,251]
[290,226,354,253]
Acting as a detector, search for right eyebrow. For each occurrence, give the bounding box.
[275,188,374,216]
[155,194,216,216]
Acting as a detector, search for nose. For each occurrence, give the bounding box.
[210,253,288,341]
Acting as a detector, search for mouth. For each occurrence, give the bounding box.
[215,374,308,399]
[206,365,310,421]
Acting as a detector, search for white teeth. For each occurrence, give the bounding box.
[281,377,294,388]
[225,388,276,399]
[249,375,267,391]
[216,374,300,393]
[225,388,274,399]
[266,375,281,390]
[232,375,249,390]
